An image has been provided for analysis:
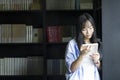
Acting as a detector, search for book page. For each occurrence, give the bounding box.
[82,43,98,55]
[81,43,99,63]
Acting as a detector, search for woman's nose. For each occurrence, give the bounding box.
[86,29,90,34]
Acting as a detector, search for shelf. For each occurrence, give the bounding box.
[46,10,93,25]
[46,42,67,45]
[47,75,65,80]
[0,75,44,80]
[0,0,102,79]
[46,43,67,59]
[0,10,42,25]
[0,43,44,57]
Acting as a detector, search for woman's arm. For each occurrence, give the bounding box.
[70,54,84,72]
[70,45,91,72]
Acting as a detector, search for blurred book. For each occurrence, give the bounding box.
[12,24,26,43]
[32,28,43,43]
[30,0,41,10]
[46,26,62,43]
[80,0,93,9]
[46,0,75,10]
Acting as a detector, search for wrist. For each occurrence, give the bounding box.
[95,60,100,64]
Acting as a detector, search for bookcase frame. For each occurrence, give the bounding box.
[0,0,102,80]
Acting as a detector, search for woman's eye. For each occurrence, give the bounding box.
[89,28,92,29]
[89,27,93,29]
[82,29,86,31]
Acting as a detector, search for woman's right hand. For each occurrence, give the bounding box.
[80,45,91,57]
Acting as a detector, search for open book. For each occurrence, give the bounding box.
[82,43,98,55]
[81,43,99,63]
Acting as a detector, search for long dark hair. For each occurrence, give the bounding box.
[75,13,98,49]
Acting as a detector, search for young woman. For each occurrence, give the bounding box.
[65,13,102,80]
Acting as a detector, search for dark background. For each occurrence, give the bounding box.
[102,0,120,80]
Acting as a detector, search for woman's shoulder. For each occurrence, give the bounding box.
[66,39,78,53]
[68,39,77,45]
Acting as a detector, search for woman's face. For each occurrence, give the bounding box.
[81,20,94,39]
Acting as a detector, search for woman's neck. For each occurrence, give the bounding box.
[84,39,90,44]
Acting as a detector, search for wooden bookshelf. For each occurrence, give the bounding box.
[0,76,44,80]
[0,0,102,80]
[46,10,93,25]
[0,10,42,25]
[0,43,44,57]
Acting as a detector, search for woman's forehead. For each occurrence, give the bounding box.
[83,20,93,28]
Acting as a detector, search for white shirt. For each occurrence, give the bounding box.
[65,39,100,80]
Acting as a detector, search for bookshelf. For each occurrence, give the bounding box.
[0,0,102,80]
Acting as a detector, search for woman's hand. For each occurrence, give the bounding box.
[80,45,91,57]
[90,53,100,64]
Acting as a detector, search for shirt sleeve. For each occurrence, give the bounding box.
[65,40,77,73]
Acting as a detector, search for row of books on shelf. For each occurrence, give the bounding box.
[46,0,93,10]
[0,57,65,75]
[0,0,94,11]
[46,25,76,43]
[47,59,66,75]
[0,56,43,75]
[0,24,43,43]
[0,24,75,43]
[0,0,41,10]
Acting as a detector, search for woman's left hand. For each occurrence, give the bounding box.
[90,53,100,64]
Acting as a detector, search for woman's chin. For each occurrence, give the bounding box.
[86,36,92,39]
